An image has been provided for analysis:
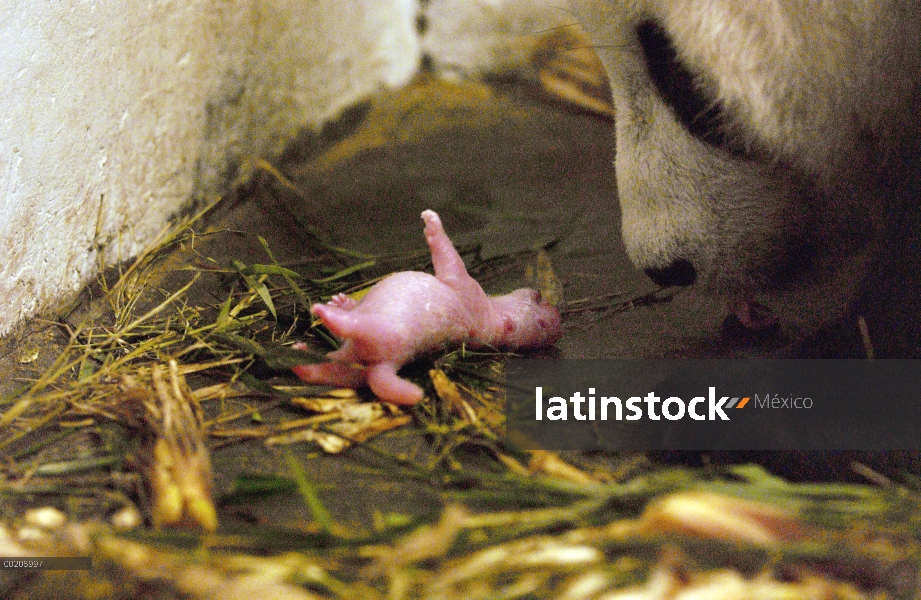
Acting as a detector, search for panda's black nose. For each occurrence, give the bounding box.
[644,259,697,287]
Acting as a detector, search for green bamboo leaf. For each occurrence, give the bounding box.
[233,259,277,319]
[212,332,267,356]
[285,451,334,533]
[263,344,327,370]
[219,473,298,505]
[13,429,77,460]
[34,455,122,476]
[77,357,99,381]
[257,236,312,310]
[215,290,233,329]
[239,263,304,279]
[325,245,375,260]
[310,260,376,284]
[238,372,284,396]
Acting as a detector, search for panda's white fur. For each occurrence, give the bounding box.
[569,0,921,328]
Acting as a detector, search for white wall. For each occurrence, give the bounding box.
[0,0,573,335]
[0,0,420,334]
[422,0,577,77]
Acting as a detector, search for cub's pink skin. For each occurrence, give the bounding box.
[292,209,562,405]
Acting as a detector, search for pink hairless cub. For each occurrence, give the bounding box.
[291,210,562,405]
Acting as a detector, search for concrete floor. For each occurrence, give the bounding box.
[262,84,921,363]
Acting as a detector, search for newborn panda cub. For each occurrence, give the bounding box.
[292,210,562,405]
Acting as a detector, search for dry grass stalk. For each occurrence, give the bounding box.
[267,397,411,453]
[122,360,217,532]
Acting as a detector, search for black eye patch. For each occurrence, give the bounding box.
[637,21,746,157]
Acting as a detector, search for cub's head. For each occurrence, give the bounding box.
[490,288,562,350]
